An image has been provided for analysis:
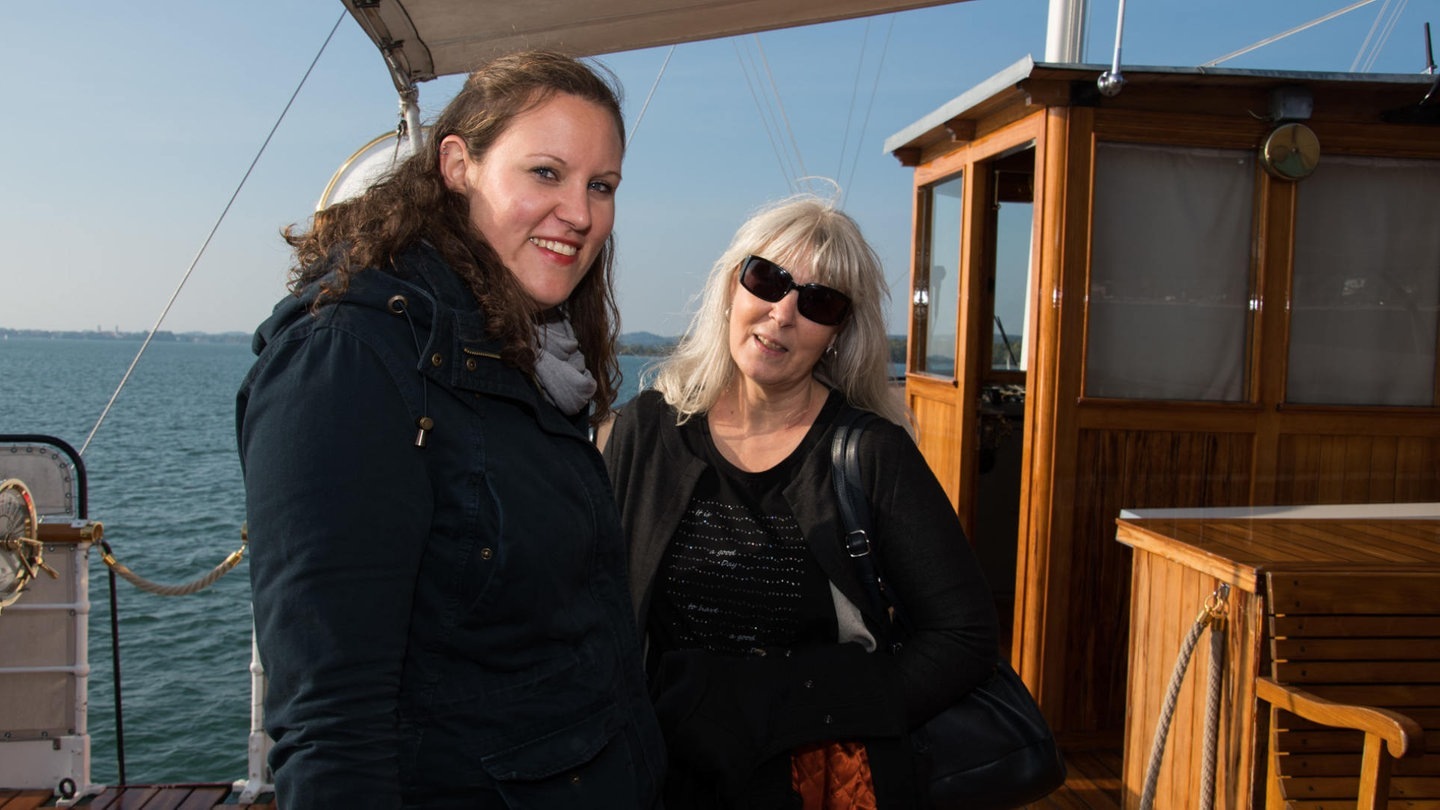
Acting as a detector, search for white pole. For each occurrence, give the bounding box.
[1045,0,1087,63]
[1098,0,1128,96]
[235,626,274,804]
[402,88,424,153]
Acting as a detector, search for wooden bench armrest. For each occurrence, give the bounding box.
[1255,676,1425,759]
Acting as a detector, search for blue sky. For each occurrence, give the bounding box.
[4,0,1434,336]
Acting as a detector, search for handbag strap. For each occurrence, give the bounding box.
[830,407,908,652]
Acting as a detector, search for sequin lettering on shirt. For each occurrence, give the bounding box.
[660,496,810,655]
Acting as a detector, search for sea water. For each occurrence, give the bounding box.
[0,337,656,785]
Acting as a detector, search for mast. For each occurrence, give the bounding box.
[1045,0,1086,62]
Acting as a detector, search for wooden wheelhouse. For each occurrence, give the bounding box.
[885,58,1440,749]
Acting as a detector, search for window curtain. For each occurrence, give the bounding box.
[1085,142,1254,400]
[1288,155,1440,406]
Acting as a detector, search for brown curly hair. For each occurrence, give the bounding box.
[283,50,626,423]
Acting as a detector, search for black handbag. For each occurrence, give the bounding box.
[830,408,1067,810]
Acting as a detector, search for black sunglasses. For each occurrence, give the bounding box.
[738,255,852,326]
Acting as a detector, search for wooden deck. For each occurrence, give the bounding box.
[1,741,1121,809]
[1029,736,1124,810]
[0,785,274,809]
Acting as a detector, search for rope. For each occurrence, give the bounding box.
[1140,584,1230,810]
[1200,607,1226,809]
[99,538,246,597]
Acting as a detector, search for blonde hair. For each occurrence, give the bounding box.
[650,192,910,430]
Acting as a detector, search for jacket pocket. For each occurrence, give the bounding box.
[480,704,655,809]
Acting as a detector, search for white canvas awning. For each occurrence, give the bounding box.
[343,0,976,91]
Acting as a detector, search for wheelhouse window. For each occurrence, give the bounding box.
[1287,155,1440,407]
[914,173,963,378]
[991,162,1034,373]
[1084,143,1255,401]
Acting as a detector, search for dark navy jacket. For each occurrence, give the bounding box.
[237,244,663,809]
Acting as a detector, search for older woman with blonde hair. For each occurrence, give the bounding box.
[605,193,999,809]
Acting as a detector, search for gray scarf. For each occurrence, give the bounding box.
[534,317,596,415]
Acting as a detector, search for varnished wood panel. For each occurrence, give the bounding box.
[1299,121,1440,160]
[1092,109,1270,150]
[1117,519,1440,572]
[1116,520,1440,810]
[1120,549,1262,810]
[1260,570,1440,808]
[912,105,1048,179]
[1273,434,1440,505]
[1085,82,1438,127]
[899,68,1440,770]
[1014,105,1091,713]
[1071,429,1254,735]
[1092,109,1440,161]
[951,142,989,538]
[908,376,961,508]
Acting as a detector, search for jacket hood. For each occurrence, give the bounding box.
[251,243,497,359]
[245,242,589,435]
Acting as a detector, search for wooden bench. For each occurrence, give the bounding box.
[1256,569,1440,810]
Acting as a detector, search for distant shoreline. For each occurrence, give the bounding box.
[0,327,679,354]
[2,329,906,363]
[0,328,251,345]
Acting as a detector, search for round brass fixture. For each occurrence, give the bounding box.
[1260,122,1320,181]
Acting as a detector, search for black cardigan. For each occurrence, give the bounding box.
[604,389,999,805]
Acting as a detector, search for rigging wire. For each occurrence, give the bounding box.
[1368,0,1409,71]
[79,10,348,457]
[1201,0,1379,67]
[1356,0,1409,72]
[734,38,788,184]
[842,15,897,203]
[1352,0,1397,70]
[753,33,810,186]
[835,19,874,185]
[735,38,798,188]
[627,45,676,146]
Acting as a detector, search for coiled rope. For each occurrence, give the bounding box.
[1140,583,1230,810]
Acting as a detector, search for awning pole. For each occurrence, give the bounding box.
[1098,0,1127,96]
[401,87,424,152]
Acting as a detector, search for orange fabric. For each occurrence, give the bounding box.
[790,741,878,810]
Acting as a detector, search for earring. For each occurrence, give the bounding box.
[824,342,838,359]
